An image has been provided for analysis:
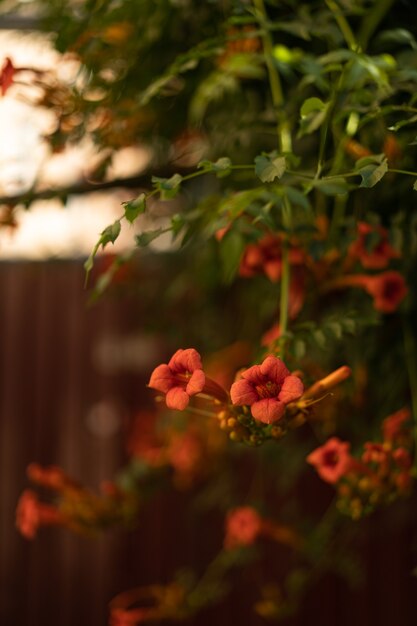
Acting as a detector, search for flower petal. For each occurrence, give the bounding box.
[148,364,175,393]
[251,398,285,424]
[264,259,282,282]
[169,348,203,373]
[241,364,264,385]
[278,375,304,404]
[166,387,190,411]
[230,379,258,406]
[186,368,205,396]
[260,356,289,383]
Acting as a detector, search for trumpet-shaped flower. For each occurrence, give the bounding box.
[224,506,262,549]
[306,437,352,484]
[359,271,407,313]
[348,222,399,269]
[16,490,63,539]
[148,348,205,410]
[230,356,304,424]
[239,234,304,283]
[382,407,410,443]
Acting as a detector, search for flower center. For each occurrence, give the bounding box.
[255,380,280,399]
[323,450,339,467]
[382,278,401,300]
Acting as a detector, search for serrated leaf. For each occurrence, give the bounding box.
[358,159,388,188]
[99,220,121,247]
[198,157,232,177]
[135,228,168,247]
[255,154,286,183]
[152,174,183,200]
[123,193,146,224]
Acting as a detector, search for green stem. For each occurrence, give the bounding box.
[253,0,292,152]
[325,0,359,51]
[357,0,395,50]
[328,194,347,245]
[324,168,417,181]
[387,168,417,177]
[279,197,292,344]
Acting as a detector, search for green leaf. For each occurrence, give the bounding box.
[413,180,417,191]
[84,252,95,278]
[198,157,232,178]
[285,186,311,210]
[357,159,388,188]
[312,177,349,196]
[170,213,185,238]
[376,28,417,50]
[99,220,121,247]
[219,188,264,220]
[300,97,326,118]
[152,174,183,200]
[313,329,327,349]
[221,52,265,79]
[294,339,306,359]
[355,154,385,169]
[299,98,328,136]
[219,230,245,283]
[123,193,146,224]
[135,228,169,247]
[326,322,343,340]
[254,154,286,183]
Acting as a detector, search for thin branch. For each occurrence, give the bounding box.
[0,168,194,208]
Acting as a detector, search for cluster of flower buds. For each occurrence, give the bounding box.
[307,408,413,519]
[16,463,138,539]
[148,349,351,447]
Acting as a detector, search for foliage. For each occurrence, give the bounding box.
[5,0,417,624]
